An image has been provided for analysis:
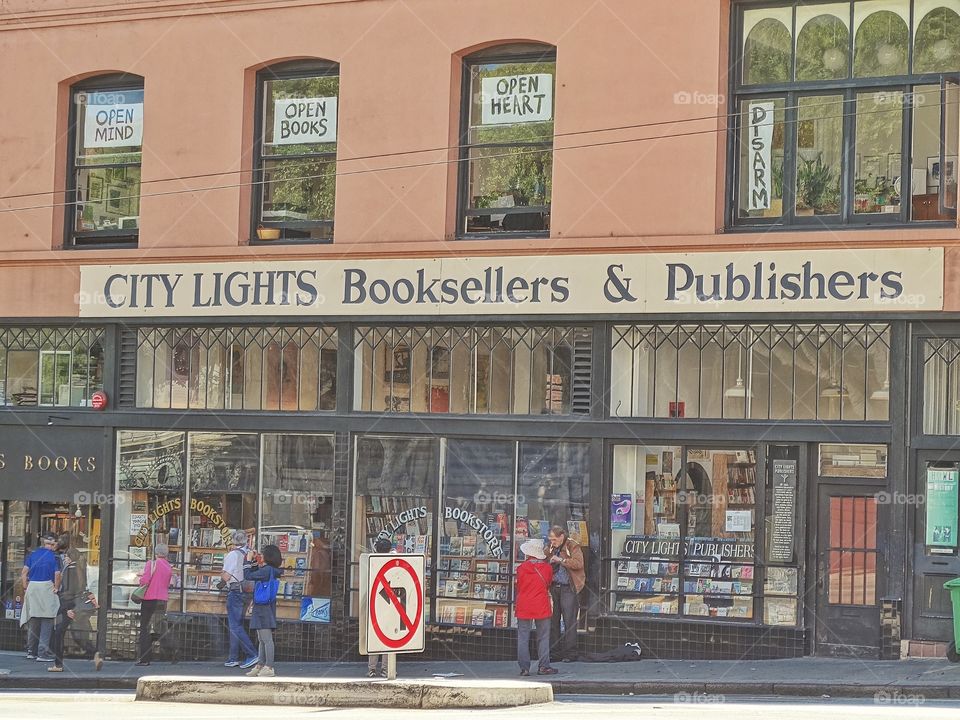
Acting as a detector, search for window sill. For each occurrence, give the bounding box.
[456,231,551,241]
[249,237,334,246]
[69,235,139,249]
[726,220,957,233]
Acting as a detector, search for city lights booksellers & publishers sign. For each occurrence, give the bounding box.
[79,247,943,318]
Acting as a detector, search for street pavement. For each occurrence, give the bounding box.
[2,649,960,698]
[1,694,960,719]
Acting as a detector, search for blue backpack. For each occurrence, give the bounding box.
[253,571,279,605]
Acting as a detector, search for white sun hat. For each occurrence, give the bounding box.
[520,538,547,560]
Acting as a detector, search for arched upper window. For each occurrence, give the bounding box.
[252,60,339,244]
[796,12,850,81]
[457,43,556,237]
[743,17,792,84]
[854,9,910,77]
[68,73,144,248]
[915,4,960,73]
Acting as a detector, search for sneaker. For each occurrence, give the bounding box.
[223,660,240,668]
[36,656,55,663]
[379,669,388,678]
[537,667,559,675]
[94,652,103,672]
[25,653,36,660]
[245,665,261,677]
[259,667,275,677]
[47,665,64,673]
[519,669,530,676]
[367,669,379,678]
[135,661,151,667]
[240,656,259,669]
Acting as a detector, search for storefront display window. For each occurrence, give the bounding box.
[260,434,335,621]
[354,325,590,415]
[732,1,960,228]
[135,326,337,411]
[459,44,555,236]
[819,443,888,477]
[611,323,890,421]
[437,439,514,627]
[0,327,105,408]
[352,436,437,616]
[254,61,339,242]
[610,445,760,621]
[114,430,186,609]
[184,433,258,614]
[70,76,143,246]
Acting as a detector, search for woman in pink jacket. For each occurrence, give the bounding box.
[136,543,174,666]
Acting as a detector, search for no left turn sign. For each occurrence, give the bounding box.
[360,553,425,655]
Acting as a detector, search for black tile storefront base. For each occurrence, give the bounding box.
[101,613,805,662]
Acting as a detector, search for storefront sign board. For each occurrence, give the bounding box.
[769,459,797,563]
[79,247,944,318]
[0,426,106,502]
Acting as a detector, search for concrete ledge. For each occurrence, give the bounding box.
[135,676,553,709]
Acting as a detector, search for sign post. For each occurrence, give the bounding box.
[359,553,426,679]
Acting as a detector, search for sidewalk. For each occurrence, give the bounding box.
[1,650,958,698]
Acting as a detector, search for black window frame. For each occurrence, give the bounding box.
[251,60,339,245]
[66,73,144,249]
[727,1,960,231]
[456,44,557,240]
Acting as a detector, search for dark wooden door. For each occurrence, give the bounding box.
[814,486,883,657]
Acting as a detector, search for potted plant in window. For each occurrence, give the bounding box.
[796,155,835,216]
[763,161,784,218]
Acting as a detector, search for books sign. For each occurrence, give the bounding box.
[272,97,337,144]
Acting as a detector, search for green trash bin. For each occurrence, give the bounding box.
[943,578,960,662]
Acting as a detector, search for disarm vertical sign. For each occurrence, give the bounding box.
[748,102,775,211]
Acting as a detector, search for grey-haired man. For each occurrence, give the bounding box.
[221,529,258,669]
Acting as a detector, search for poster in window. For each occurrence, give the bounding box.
[83,102,144,149]
[429,347,450,379]
[611,494,633,530]
[87,175,104,202]
[479,73,553,126]
[271,97,338,145]
[746,101,775,211]
[925,467,959,550]
[385,345,410,384]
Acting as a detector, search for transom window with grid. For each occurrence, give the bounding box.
[354,326,591,415]
[134,326,337,411]
[611,323,890,421]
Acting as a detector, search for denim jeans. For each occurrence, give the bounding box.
[26,616,54,658]
[550,584,579,660]
[226,591,257,662]
[51,609,72,667]
[517,617,551,671]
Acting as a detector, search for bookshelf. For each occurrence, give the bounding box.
[613,559,680,614]
[436,531,511,628]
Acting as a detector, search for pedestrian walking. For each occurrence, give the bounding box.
[547,525,585,662]
[135,543,174,666]
[367,537,393,677]
[221,529,258,669]
[49,533,98,672]
[20,532,61,663]
[515,538,557,676]
[244,544,283,678]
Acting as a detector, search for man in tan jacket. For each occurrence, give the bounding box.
[547,526,585,662]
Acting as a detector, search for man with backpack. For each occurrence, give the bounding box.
[221,529,258,669]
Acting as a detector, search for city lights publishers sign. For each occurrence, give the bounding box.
[747,101,775,211]
[84,102,143,149]
[79,247,944,317]
[480,73,553,125]
[272,97,337,144]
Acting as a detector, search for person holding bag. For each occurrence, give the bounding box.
[515,538,557,676]
[135,544,173,666]
[244,544,283,678]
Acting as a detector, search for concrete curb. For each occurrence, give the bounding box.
[135,676,554,709]
[3,675,959,700]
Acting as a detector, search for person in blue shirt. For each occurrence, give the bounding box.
[19,533,62,662]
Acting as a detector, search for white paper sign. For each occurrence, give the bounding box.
[747,101,775,211]
[272,97,337,144]
[725,510,752,533]
[84,103,143,148]
[130,513,148,536]
[480,73,553,125]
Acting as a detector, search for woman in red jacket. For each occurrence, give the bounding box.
[515,539,557,676]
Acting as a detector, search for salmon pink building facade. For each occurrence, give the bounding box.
[0,0,959,662]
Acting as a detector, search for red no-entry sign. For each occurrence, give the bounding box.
[360,553,426,655]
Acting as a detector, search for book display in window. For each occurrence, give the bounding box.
[763,566,799,626]
[259,528,313,620]
[436,511,511,628]
[613,535,682,615]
